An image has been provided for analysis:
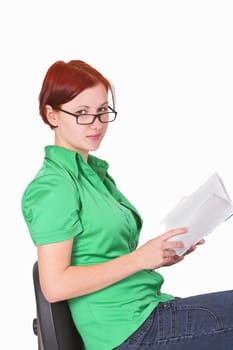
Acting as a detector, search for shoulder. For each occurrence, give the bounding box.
[22,172,78,205]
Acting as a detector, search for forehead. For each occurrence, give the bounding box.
[70,84,108,107]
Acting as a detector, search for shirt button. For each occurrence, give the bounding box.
[129,242,135,249]
[157,290,161,296]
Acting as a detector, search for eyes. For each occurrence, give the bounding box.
[75,106,108,116]
[57,105,117,125]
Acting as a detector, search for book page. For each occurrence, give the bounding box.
[160,173,233,255]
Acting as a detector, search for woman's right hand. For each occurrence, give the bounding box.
[133,227,188,270]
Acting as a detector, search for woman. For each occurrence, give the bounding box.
[22,60,233,349]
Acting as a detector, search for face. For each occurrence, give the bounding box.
[46,83,109,161]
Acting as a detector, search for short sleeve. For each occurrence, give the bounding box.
[21,174,83,246]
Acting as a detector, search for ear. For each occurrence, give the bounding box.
[44,105,59,127]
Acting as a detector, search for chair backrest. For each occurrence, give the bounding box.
[32,261,84,350]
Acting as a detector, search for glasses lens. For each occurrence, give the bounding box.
[99,112,116,123]
[77,109,116,124]
[77,114,96,124]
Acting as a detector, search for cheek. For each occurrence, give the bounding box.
[102,124,108,135]
[69,126,85,140]
[58,121,82,140]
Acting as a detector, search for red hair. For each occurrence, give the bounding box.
[39,60,115,128]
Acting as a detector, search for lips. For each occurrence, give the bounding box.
[87,134,101,141]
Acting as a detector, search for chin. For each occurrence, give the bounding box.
[89,147,100,152]
[89,143,101,151]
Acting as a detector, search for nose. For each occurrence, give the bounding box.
[90,115,103,129]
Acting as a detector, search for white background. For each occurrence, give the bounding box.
[1,0,233,348]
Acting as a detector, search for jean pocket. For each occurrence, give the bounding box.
[177,304,223,335]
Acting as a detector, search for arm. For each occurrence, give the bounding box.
[38,227,189,302]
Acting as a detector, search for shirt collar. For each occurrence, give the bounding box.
[44,145,109,180]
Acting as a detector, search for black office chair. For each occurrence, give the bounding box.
[32,261,84,350]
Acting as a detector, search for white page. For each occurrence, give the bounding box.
[161,173,233,255]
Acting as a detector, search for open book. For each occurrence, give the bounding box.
[161,173,233,256]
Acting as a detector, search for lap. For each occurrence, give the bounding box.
[115,290,233,350]
[173,290,233,330]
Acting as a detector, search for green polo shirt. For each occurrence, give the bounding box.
[22,145,174,350]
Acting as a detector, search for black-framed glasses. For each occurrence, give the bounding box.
[57,105,117,125]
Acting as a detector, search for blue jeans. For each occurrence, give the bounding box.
[114,290,233,349]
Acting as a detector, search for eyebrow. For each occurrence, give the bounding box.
[74,102,108,113]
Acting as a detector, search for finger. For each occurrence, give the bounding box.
[196,239,205,245]
[163,254,184,266]
[184,239,205,255]
[163,240,184,250]
[184,245,196,255]
[161,227,188,241]
[163,248,177,258]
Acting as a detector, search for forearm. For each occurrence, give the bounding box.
[40,250,141,302]
[38,227,189,303]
